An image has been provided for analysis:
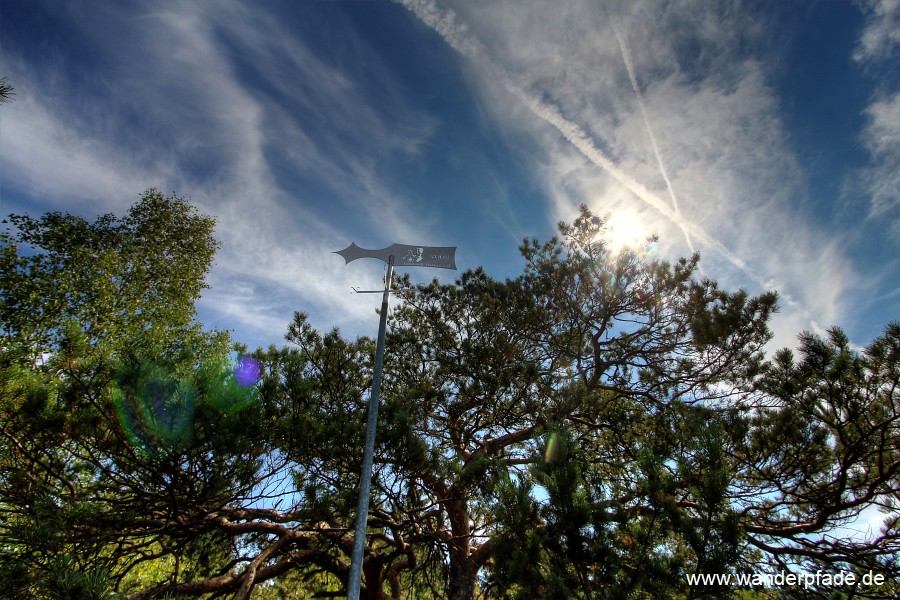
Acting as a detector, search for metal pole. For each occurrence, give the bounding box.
[348,255,394,600]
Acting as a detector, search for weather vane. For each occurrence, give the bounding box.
[334,242,457,270]
[335,241,456,600]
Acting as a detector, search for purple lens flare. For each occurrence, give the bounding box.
[234,356,261,387]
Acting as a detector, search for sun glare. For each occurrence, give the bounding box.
[603,210,648,250]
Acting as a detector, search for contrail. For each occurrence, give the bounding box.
[399,0,763,286]
[611,21,693,252]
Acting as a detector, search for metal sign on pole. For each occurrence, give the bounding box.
[335,243,456,600]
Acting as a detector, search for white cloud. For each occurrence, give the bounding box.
[0,68,174,214]
[853,0,900,63]
[3,0,442,345]
[400,0,860,351]
[862,92,900,214]
[4,0,890,352]
[853,0,900,242]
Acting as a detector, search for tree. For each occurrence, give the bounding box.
[3,198,898,600]
[265,206,899,599]
[0,189,225,366]
[298,205,780,599]
[0,190,236,597]
[734,324,900,596]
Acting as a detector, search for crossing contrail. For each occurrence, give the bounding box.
[399,0,765,287]
[611,21,693,252]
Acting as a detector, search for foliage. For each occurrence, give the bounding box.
[0,188,225,369]
[2,199,898,600]
[0,190,236,598]
[0,77,13,104]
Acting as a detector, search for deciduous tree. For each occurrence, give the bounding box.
[0,190,237,598]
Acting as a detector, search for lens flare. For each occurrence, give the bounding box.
[114,357,261,454]
[114,362,196,456]
[205,358,259,415]
[545,433,561,464]
[234,356,261,387]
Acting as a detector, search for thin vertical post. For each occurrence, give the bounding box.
[348,255,394,600]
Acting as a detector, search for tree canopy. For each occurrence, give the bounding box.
[1,197,898,599]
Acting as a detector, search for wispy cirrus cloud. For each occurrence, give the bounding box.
[0,61,175,215]
[854,0,900,241]
[4,0,892,353]
[854,0,900,63]
[400,0,733,267]
[399,0,860,350]
[3,0,442,346]
[861,94,900,225]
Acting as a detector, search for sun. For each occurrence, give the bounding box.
[603,210,648,250]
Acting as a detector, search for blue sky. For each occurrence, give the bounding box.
[1,0,898,354]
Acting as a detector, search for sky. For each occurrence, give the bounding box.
[1,0,899,355]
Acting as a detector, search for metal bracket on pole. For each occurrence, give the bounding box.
[351,287,415,294]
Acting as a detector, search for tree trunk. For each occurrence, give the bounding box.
[446,498,477,600]
[362,559,393,600]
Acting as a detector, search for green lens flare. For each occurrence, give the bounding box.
[203,368,258,415]
[114,358,259,454]
[114,361,196,456]
[545,432,561,464]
